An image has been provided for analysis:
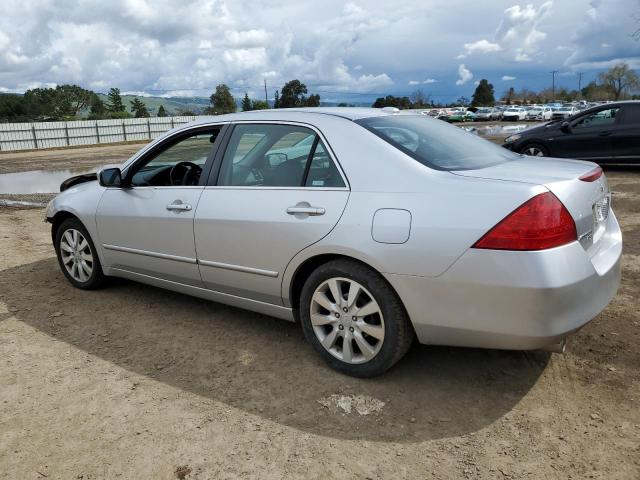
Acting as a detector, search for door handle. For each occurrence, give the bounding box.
[286,206,325,216]
[166,202,192,211]
[598,131,612,136]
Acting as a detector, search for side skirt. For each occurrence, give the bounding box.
[104,267,295,322]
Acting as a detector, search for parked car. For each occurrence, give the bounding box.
[474,107,501,121]
[526,106,553,121]
[445,109,476,122]
[503,101,640,164]
[552,105,579,120]
[501,107,527,121]
[47,107,621,377]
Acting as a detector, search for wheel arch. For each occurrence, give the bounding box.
[285,252,409,323]
[49,210,81,243]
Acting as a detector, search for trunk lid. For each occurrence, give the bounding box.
[453,157,611,255]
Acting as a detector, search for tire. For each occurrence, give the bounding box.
[520,143,549,157]
[299,259,414,377]
[54,217,106,290]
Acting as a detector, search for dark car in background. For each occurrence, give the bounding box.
[503,101,640,164]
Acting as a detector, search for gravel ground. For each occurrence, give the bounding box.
[0,145,638,479]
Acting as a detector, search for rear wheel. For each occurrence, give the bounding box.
[299,259,414,377]
[521,143,549,157]
[54,218,106,290]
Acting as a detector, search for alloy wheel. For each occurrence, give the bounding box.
[310,277,385,364]
[524,146,545,157]
[59,228,94,283]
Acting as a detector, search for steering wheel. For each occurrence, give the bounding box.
[169,161,202,186]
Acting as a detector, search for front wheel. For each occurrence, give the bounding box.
[299,260,414,377]
[54,218,106,290]
[521,143,549,157]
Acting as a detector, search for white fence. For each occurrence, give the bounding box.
[0,116,204,152]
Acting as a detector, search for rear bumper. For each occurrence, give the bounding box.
[385,211,622,350]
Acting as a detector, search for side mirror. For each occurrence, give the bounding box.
[560,121,571,133]
[98,167,123,187]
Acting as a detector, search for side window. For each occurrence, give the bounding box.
[620,105,640,126]
[217,124,344,188]
[130,130,219,187]
[572,108,620,129]
[305,141,345,188]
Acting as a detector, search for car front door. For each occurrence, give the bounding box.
[612,104,640,163]
[549,107,619,161]
[96,126,225,286]
[194,122,350,305]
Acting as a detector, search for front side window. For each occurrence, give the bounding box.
[572,108,620,129]
[129,130,220,186]
[217,124,345,187]
[356,115,517,171]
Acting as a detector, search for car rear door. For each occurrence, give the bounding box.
[194,122,350,305]
[96,125,226,286]
[612,104,640,163]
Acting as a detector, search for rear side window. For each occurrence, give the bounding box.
[217,124,345,187]
[620,105,640,126]
[355,115,517,171]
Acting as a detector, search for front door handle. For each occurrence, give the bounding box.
[166,202,192,212]
[286,206,325,216]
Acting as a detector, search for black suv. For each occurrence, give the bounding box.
[502,101,640,165]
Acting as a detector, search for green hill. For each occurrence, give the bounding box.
[97,94,211,116]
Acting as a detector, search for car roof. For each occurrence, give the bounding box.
[186,107,394,127]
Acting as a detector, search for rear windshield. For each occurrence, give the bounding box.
[355,115,517,171]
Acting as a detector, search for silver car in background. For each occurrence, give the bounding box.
[46,108,622,376]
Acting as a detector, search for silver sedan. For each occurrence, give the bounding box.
[46,108,622,376]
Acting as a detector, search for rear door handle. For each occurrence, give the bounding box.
[286,206,325,216]
[166,202,192,212]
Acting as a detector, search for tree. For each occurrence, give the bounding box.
[176,107,197,116]
[23,84,93,119]
[88,94,106,118]
[371,95,412,109]
[106,88,126,113]
[273,90,280,108]
[502,87,516,105]
[598,63,640,100]
[251,100,269,110]
[455,96,470,107]
[305,93,320,107]
[411,89,431,107]
[471,79,495,106]
[208,84,236,114]
[279,79,308,108]
[157,105,168,117]
[581,81,615,101]
[241,92,252,111]
[130,97,150,118]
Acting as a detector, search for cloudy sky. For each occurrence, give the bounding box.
[0,0,639,102]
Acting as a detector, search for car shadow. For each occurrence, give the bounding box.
[0,258,548,443]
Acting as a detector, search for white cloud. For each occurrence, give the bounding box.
[458,39,502,58]
[408,80,420,85]
[564,0,640,70]
[502,75,516,81]
[455,64,473,85]
[423,78,438,84]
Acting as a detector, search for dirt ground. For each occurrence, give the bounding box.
[0,148,639,479]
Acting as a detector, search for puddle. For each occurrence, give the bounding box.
[461,123,541,137]
[0,168,101,194]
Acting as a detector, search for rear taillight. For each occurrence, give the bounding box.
[472,192,577,251]
[579,166,603,182]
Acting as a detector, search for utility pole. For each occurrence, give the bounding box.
[577,72,584,92]
[264,78,268,108]
[550,70,559,101]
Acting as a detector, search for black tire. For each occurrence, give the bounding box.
[299,259,414,377]
[520,143,549,157]
[54,217,106,290]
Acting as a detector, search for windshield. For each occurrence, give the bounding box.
[355,115,517,171]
